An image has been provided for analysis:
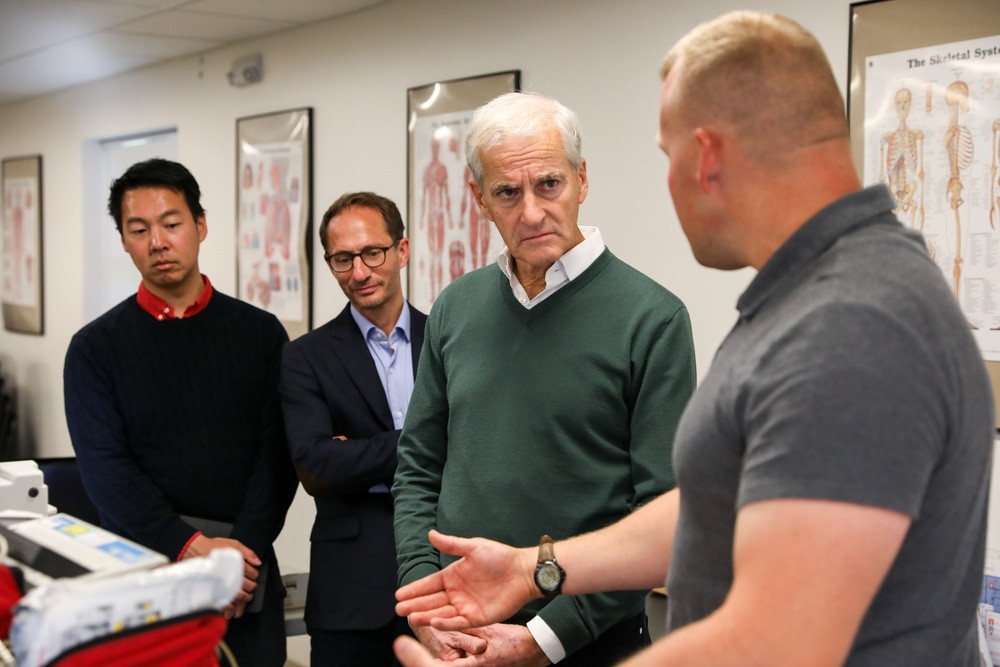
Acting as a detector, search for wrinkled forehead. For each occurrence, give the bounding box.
[480,129,571,179]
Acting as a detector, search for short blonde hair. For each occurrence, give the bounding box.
[661,11,846,162]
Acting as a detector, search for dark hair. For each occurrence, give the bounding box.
[107,158,206,234]
[319,191,404,253]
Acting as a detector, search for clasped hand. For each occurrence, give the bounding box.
[183,534,261,619]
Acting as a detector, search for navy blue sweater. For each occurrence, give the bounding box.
[63,291,297,560]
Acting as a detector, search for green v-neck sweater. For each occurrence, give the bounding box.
[394,248,696,656]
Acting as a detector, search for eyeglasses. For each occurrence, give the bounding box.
[324,241,398,273]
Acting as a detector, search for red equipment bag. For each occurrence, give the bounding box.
[0,565,25,638]
[43,610,228,667]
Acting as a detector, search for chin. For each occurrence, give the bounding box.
[356,294,387,310]
[144,274,180,286]
[517,248,562,267]
[693,253,745,271]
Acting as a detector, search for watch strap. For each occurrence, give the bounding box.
[534,534,565,596]
[539,534,556,563]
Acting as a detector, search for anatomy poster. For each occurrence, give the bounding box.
[863,35,1000,358]
[2,175,39,308]
[238,143,304,320]
[409,112,505,312]
[406,71,519,314]
[236,107,312,339]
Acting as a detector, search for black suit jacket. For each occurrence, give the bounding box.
[279,303,427,631]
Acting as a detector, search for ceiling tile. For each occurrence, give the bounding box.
[0,29,218,101]
[118,10,292,42]
[0,0,387,106]
[85,29,221,61]
[89,0,196,7]
[188,0,383,23]
[0,0,150,61]
[0,32,204,105]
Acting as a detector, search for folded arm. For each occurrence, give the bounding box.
[280,340,399,495]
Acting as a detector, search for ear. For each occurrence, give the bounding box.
[396,237,411,269]
[693,128,721,193]
[577,158,589,204]
[196,214,208,242]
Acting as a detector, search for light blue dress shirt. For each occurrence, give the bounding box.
[350,303,414,493]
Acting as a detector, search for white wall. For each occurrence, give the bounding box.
[0,0,860,461]
[0,0,944,661]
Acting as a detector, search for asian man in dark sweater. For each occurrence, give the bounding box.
[63,158,298,667]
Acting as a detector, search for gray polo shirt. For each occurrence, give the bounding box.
[667,185,993,666]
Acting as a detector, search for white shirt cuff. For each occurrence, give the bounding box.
[527,616,567,663]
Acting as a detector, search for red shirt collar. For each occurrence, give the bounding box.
[136,275,214,321]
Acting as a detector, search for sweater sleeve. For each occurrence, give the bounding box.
[535,303,696,656]
[535,590,650,658]
[392,307,449,586]
[63,327,197,559]
[229,317,298,557]
[629,304,696,501]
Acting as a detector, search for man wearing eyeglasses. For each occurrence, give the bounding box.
[279,191,428,666]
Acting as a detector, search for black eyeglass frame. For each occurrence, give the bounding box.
[324,241,399,273]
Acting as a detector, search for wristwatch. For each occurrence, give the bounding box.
[534,535,566,596]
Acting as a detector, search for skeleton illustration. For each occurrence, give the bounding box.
[461,164,491,270]
[944,81,974,302]
[449,239,466,282]
[880,88,925,230]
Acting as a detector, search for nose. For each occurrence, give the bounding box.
[149,227,168,252]
[351,255,373,281]
[522,191,545,226]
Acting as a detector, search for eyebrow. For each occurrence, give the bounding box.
[489,171,566,197]
[125,209,185,225]
[489,183,514,197]
[331,243,392,255]
[535,171,565,183]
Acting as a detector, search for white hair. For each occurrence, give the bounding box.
[464,92,583,186]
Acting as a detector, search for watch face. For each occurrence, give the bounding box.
[537,563,562,591]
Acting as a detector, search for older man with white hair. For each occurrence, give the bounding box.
[392,91,696,666]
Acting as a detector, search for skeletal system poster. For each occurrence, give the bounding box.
[863,34,1000,357]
